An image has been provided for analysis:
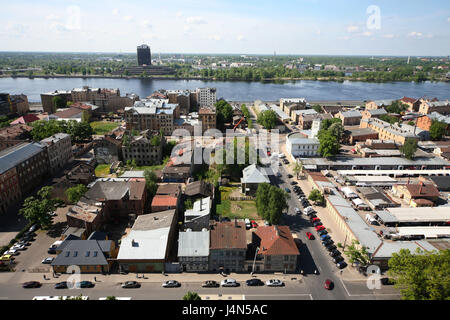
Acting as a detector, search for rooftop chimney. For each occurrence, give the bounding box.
[419,181,423,194]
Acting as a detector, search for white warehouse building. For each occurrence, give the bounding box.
[286,132,320,158]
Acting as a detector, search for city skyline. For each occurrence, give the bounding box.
[0,0,449,56]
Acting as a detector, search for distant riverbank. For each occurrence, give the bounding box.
[2,74,449,84]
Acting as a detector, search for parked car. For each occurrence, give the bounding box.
[326,244,337,252]
[29,224,39,233]
[317,230,328,236]
[311,217,320,222]
[49,212,57,217]
[11,244,26,250]
[0,255,14,261]
[336,261,348,269]
[329,250,341,257]
[313,221,323,227]
[75,281,94,288]
[287,174,293,178]
[322,239,333,247]
[320,234,331,241]
[122,281,141,288]
[54,282,68,289]
[22,281,41,289]
[332,256,344,263]
[246,279,264,286]
[284,188,291,193]
[381,277,395,285]
[251,220,258,228]
[221,279,239,287]
[245,218,252,229]
[3,249,19,256]
[315,225,326,231]
[47,248,57,254]
[324,279,333,290]
[162,280,181,288]
[41,257,54,264]
[221,217,231,222]
[304,206,315,215]
[264,221,271,226]
[202,280,219,288]
[295,208,301,215]
[266,279,284,287]
[306,232,314,240]
[290,181,298,185]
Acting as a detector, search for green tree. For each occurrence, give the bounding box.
[81,110,91,123]
[312,104,322,113]
[52,96,66,112]
[400,138,418,160]
[184,198,193,210]
[19,186,57,229]
[308,189,324,206]
[144,169,158,197]
[388,248,450,300]
[337,239,370,267]
[379,114,399,124]
[257,110,277,130]
[328,122,344,141]
[318,131,340,158]
[429,120,447,141]
[31,120,63,140]
[292,161,303,179]
[65,184,88,204]
[320,118,341,131]
[106,296,117,300]
[256,183,289,224]
[182,291,202,301]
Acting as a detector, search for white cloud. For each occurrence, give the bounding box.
[141,20,152,29]
[237,35,245,41]
[209,34,221,41]
[383,34,395,39]
[112,9,119,16]
[361,31,372,37]
[346,25,359,33]
[408,31,423,38]
[124,15,133,22]
[45,14,59,20]
[50,22,71,33]
[186,16,207,24]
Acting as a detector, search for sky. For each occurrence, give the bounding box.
[0,0,449,56]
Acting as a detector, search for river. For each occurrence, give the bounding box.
[0,77,448,102]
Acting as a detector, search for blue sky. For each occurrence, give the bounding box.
[0,0,449,55]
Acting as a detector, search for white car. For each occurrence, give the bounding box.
[295,208,301,214]
[266,279,284,287]
[162,280,180,288]
[42,257,54,264]
[3,249,19,256]
[221,278,239,287]
[11,244,26,251]
[303,206,315,215]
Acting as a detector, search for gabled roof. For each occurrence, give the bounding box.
[254,226,299,256]
[403,183,440,198]
[0,142,44,174]
[51,240,111,266]
[151,195,178,208]
[184,180,214,197]
[241,164,270,184]
[10,114,40,125]
[401,97,418,104]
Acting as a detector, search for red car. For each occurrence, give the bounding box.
[251,220,258,228]
[306,232,314,240]
[315,225,325,231]
[312,217,320,222]
[324,279,333,290]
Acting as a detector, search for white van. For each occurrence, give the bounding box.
[245,218,251,229]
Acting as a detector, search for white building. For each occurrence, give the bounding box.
[178,229,210,272]
[196,88,217,107]
[286,132,320,157]
[40,133,73,175]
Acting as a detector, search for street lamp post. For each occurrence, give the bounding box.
[251,246,260,275]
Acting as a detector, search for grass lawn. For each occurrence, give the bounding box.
[90,121,119,135]
[216,186,259,220]
[95,164,111,177]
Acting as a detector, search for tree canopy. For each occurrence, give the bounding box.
[182,291,202,300]
[387,248,450,300]
[429,120,447,141]
[257,109,278,130]
[400,138,418,160]
[31,119,93,142]
[337,239,370,267]
[144,169,158,197]
[256,183,289,225]
[19,186,58,228]
[65,184,88,204]
[318,130,340,158]
[308,189,325,206]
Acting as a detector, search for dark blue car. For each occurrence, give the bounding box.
[320,234,331,241]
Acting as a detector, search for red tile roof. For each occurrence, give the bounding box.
[210,221,247,250]
[405,183,440,198]
[401,97,418,104]
[151,195,178,207]
[254,226,299,256]
[10,114,40,125]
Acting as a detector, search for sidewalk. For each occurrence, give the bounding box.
[281,160,367,282]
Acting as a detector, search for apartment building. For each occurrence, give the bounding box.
[400,97,421,112]
[71,86,135,113]
[40,90,72,114]
[198,107,217,133]
[361,108,388,120]
[360,118,419,145]
[0,124,32,151]
[0,166,21,214]
[365,99,395,110]
[122,130,165,166]
[167,90,191,115]
[0,142,49,199]
[178,229,210,272]
[9,94,29,115]
[196,88,216,107]
[418,100,450,115]
[336,110,362,126]
[416,112,450,135]
[40,133,73,175]
[0,93,11,115]
[286,132,320,157]
[124,99,179,135]
[298,113,332,130]
[280,98,307,117]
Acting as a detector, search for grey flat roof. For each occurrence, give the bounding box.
[374,210,399,223]
[327,194,382,253]
[301,156,450,167]
[373,240,437,259]
[178,230,210,257]
[0,142,44,174]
